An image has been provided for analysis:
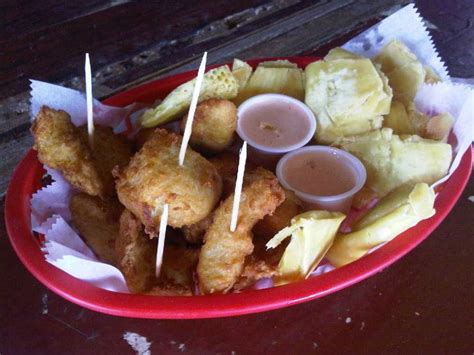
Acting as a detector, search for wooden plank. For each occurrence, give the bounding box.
[0,0,270,99]
[0,0,410,197]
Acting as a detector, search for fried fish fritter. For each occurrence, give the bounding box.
[253,189,303,239]
[70,193,123,266]
[114,129,222,232]
[32,106,103,197]
[117,209,157,293]
[78,126,133,196]
[117,209,199,294]
[32,106,132,198]
[197,168,285,294]
[180,99,237,153]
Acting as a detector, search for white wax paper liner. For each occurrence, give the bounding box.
[30,80,146,135]
[342,3,449,80]
[29,4,473,293]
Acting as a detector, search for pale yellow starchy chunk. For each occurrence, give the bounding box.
[266,211,346,285]
[424,112,454,142]
[326,183,435,267]
[383,101,452,142]
[140,65,239,127]
[384,100,417,135]
[258,59,299,68]
[424,65,441,84]
[234,66,305,104]
[305,57,392,144]
[334,128,452,197]
[373,40,426,105]
[324,47,361,60]
[232,59,253,91]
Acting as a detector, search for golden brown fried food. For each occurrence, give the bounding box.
[117,210,199,294]
[146,282,193,296]
[181,214,213,244]
[32,106,132,198]
[134,127,154,151]
[116,209,157,293]
[70,193,123,266]
[160,245,199,291]
[31,106,104,197]
[233,254,278,291]
[209,152,239,198]
[197,168,285,294]
[78,126,133,196]
[114,129,223,232]
[180,99,237,153]
[253,189,303,239]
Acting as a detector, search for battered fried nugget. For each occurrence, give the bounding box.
[70,193,123,265]
[209,152,239,198]
[117,210,199,294]
[181,214,213,244]
[253,189,303,239]
[114,129,222,232]
[181,161,273,245]
[197,168,285,294]
[233,254,278,291]
[117,209,157,293]
[78,126,133,196]
[180,99,237,153]
[32,106,133,198]
[32,106,103,197]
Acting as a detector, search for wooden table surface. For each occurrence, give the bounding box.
[1,0,473,354]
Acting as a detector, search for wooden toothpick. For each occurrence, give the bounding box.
[85,53,94,148]
[179,51,207,166]
[155,204,169,278]
[230,141,247,232]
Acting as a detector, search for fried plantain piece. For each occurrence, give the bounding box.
[197,168,285,294]
[70,193,123,265]
[180,99,237,153]
[114,129,222,232]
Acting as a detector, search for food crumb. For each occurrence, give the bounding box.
[178,343,186,352]
[313,342,318,349]
[345,317,352,324]
[415,312,420,316]
[360,321,365,331]
[41,293,48,315]
[123,332,151,355]
[468,196,474,203]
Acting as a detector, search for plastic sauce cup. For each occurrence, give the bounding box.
[237,94,317,169]
[276,146,367,213]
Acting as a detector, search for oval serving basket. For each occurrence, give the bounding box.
[5,57,472,319]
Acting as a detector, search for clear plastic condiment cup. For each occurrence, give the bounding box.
[276,146,367,213]
[236,94,317,170]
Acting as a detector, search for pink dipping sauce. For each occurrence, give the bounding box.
[276,146,367,213]
[237,94,316,169]
[237,94,316,153]
[282,151,357,196]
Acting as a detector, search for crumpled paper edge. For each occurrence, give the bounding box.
[342,3,449,80]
